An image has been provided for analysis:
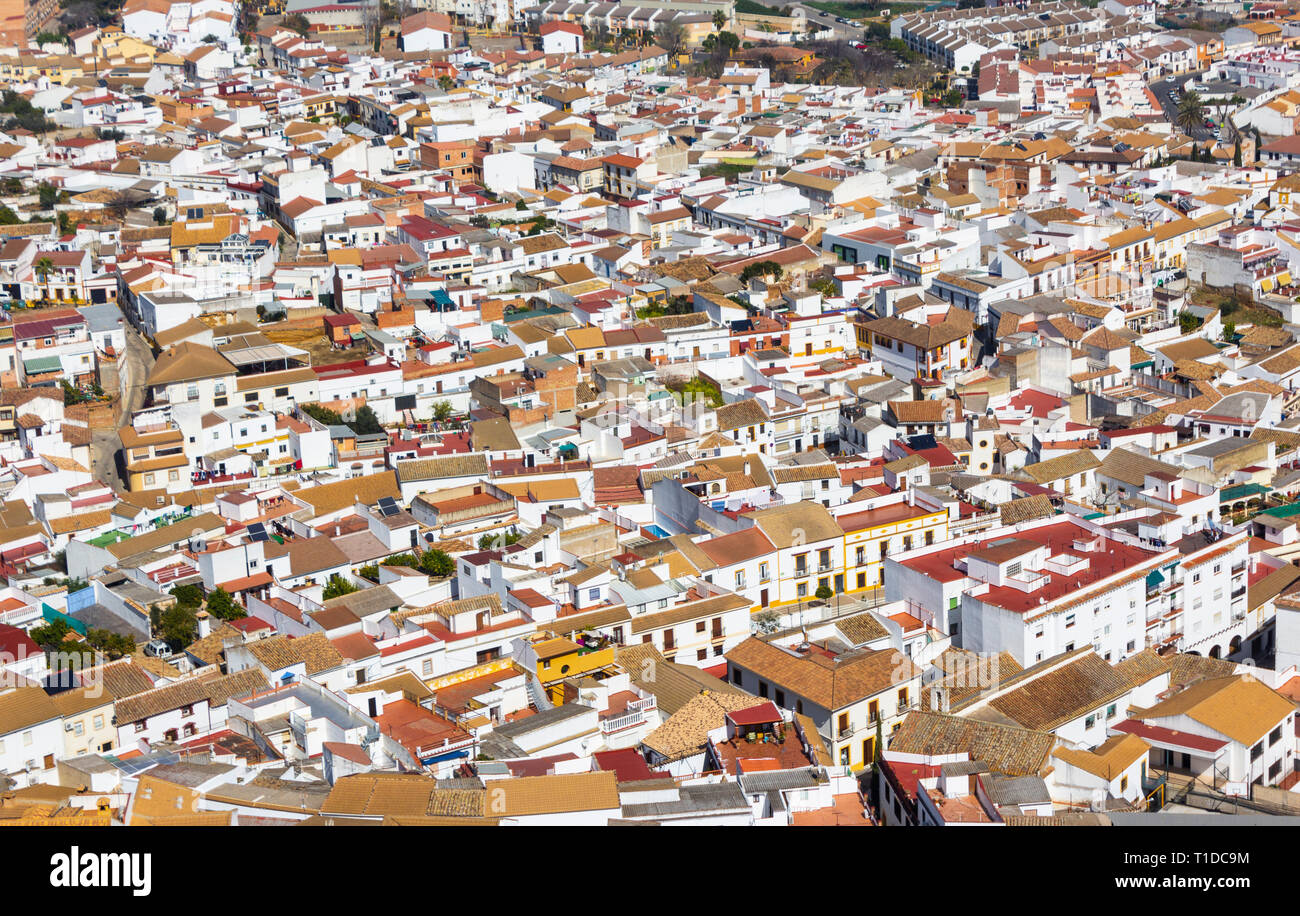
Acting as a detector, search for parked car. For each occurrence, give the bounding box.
[144,639,172,658]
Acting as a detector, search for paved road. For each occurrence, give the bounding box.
[792,4,864,40]
[741,0,864,40]
[1151,73,1215,143]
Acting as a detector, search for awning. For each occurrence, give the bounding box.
[1146,569,1165,590]
[23,354,61,374]
[1261,277,1275,293]
[421,749,469,765]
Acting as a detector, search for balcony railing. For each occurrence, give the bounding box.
[601,709,649,734]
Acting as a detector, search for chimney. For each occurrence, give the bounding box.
[196,611,211,639]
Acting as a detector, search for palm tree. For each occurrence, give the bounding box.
[1175,90,1206,134]
[712,8,727,30]
[33,256,54,303]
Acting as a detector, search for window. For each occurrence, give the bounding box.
[135,722,146,733]
[93,715,103,730]
[275,387,289,398]
[1065,613,1076,629]
[838,712,849,734]
[1120,775,1128,793]
[587,588,600,601]
[696,621,706,633]
[796,582,808,598]
[696,648,707,661]
[758,681,769,698]
[759,562,769,582]
[732,668,743,685]
[775,689,786,707]
[857,572,866,589]
[1107,704,1117,719]
[22,730,32,746]
[1085,714,1097,729]
[73,721,83,736]
[422,659,433,676]
[868,699,879,724]
[897,687,908,709]
[1270,725,1283,747]
[1251,741,1264,761]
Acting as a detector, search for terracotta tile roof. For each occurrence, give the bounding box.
[294,471,400,517]
[643,690,768,760]
[323,773,486,818]
[1053,732,1149,779]
[246,633,343,675]
[889,710,1056,777]
[1134,674,1294,747]
[999,493,1055,526]
[726,638,922,710]
[494,771,620,817]
[114,669,268,724]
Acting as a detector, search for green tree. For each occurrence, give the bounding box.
[284,12,310,35]
[301,403,345,426]
[1233,139,1242,167]
[739,259,783,285]
[85,628,135,659]
[478,530,520,549]
[170,583,204,608]
[713,8,727,29]
[351,404,384,435]
[1222,319,1236,342]
[204,586,244,621]
[154,604,198,650]
[438,75,454,91]
[421,549,455,578]
[322,574,359,599]
[30,617,72,649]
[814,584,834,601]
[153,206,167,225]
[1176,90,1206,134]
[33,256,54,294]
[432,400,453,422]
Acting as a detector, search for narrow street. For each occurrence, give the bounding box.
[1150,72,1215,143]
